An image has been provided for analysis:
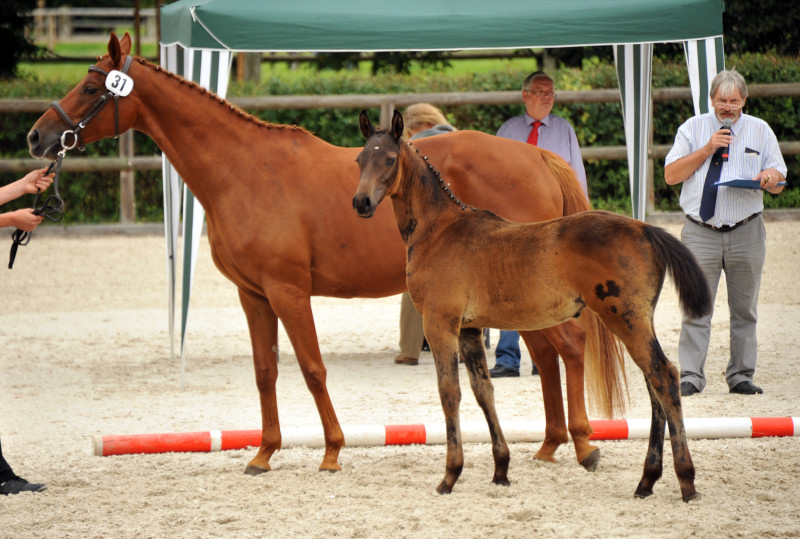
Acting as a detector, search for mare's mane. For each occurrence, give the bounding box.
[106,53,313,135]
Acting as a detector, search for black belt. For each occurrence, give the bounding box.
[686,212,761,232]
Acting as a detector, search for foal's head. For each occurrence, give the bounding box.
[352,109,406,218]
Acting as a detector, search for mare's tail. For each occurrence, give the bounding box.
[642,225,713,319]
[582,310,629,418]
[540,150,591,216]
[541,150,628,417]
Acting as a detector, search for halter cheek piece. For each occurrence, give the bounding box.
[48,55,134,151]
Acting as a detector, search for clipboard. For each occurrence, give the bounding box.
[713,179,787,189]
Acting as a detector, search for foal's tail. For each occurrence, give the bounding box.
[540,150,591,216]
[582,310,629,418]
[642,225,713,319]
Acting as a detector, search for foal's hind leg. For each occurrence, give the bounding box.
[634,381,666,498]
[459,328,510,487]
[622,331,698,502]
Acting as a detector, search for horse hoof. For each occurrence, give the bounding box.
[579,448,601,472]
[682,491,701,503]
[492,476,511,487]
[244,465,270,476]
[319,463,341,473]
[436,481,454,495]
[633,488,653,499]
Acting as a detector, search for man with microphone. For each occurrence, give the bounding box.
[665,68,787,396]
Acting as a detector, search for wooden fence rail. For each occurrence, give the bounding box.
[2,83,798,220]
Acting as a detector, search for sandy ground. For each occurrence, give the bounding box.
[2,217,799,538]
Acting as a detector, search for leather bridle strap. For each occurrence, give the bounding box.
[48,55,133,151]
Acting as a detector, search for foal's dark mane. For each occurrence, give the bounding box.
[118,54,313,135]
[379,130,477,213]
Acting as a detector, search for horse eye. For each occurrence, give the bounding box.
[85,87,99,95]
[386,157,396,166]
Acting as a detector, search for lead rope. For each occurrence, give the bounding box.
[8,150,66,269]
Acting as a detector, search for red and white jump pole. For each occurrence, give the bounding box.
[93,417,800,457]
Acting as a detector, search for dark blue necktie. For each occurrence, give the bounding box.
[699,147,724,222]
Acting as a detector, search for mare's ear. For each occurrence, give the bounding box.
[359,110,374,139]
[391,109,404,141]
[108,32,132,67]
[119,32,132,56]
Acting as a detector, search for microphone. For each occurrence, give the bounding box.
[721,118,733,162]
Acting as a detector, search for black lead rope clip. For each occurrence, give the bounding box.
[8,154,65,269]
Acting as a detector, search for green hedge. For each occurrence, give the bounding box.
[1,52,798,222]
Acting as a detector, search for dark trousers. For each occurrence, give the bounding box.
[0,438,16,482]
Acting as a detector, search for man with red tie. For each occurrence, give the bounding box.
[490,71,588,378]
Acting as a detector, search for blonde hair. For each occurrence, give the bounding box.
[403,103,450,137]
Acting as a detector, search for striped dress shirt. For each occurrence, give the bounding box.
[665,112,787,227]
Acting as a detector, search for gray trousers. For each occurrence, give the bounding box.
[678,215,766,391]
[398,291,425,359]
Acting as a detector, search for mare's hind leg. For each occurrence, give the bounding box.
[459,328,510,486]
[518,330,568,464]
[238,288,282,474]
[537,322,600,471]
[635,381,666,498]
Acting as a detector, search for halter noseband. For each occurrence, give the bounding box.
[48,55,134,151]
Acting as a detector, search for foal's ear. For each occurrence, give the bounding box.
[391,109,404,141]
[358,110,374,139]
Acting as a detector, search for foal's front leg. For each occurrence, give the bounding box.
[459,327,510,486]
[424,315,465,494]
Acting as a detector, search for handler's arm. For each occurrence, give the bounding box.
[665,128,731,185]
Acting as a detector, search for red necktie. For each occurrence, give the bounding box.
[526,120,543,146]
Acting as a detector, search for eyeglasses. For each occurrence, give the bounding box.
[525,89,556,99]
[713,100,743,111]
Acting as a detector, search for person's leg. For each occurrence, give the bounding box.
[723,217,766,390]
[0,438,15,483]
[492,330,521,374]
[0,437,46,494]
[396,292,424,364]
[678,222,723,392]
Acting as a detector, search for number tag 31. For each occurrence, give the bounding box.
[105,70,134,97]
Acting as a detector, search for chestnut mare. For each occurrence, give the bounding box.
[27,33,623,478]
[353,110,711,501]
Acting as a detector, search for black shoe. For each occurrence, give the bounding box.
[531,364,539,376]
[680,382,700,396]
[489,364,520,378]
[730,381,763,395]
[0,476,47,495]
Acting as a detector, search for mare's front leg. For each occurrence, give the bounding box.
[238,288,282,474]
[459,328,510,486]
[268,287,344,472]
[537,322,600,471]
[424,314,465,494]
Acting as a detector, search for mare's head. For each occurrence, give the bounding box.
[352,109,406,218]
[28,32,137,160]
